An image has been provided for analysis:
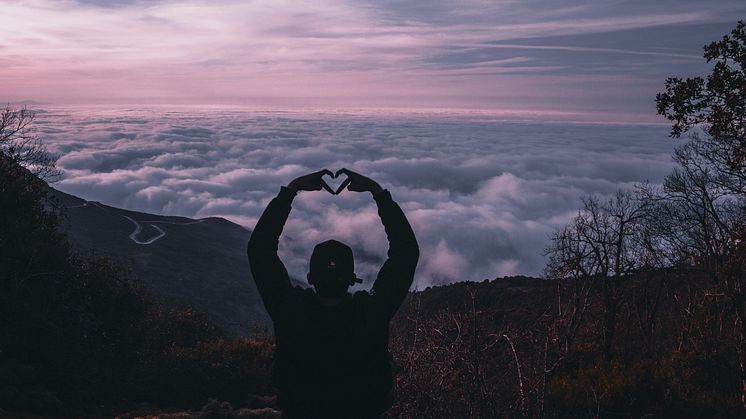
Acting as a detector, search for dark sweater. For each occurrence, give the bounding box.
[247,187,419,418]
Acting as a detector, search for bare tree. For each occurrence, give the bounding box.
[0,105,60,180]
[640,140,741,272]
[545,190,650,359]
[639,139,746,407]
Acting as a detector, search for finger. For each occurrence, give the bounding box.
[319,178,335,195]
[349,183,365,192]
[336,167,354,178]
[335,177,351,195]
[320,168,334,178]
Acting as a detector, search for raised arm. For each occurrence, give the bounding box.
[247,169,334,319]
[336,168,420,319]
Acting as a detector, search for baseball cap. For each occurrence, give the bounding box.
[310,240,362,285]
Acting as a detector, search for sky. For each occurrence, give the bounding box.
[2,0,744,119]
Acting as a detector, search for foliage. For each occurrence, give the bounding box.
[656,20,746,192]
[387,272,745,418]
[141,333,274,407]
[549,354,741,419]
[655,20,745,140]
[0,155,275,416]
[0,106,60,180]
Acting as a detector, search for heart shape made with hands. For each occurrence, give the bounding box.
[321,172,350,195]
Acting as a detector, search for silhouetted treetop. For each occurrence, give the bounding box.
[656,20,745,142]
[0,105,60,181]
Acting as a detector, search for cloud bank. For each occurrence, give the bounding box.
[39,106,677,288]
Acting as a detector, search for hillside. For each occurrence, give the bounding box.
[386,268,742,418]
[51,188,271,335]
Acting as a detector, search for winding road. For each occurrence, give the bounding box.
[122,215,167,244]
[70,200,205,245]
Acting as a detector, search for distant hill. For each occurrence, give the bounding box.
[402,275,553,317]
[51,188,271,335]
[6,100,49,107]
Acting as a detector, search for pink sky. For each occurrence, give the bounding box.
[1,0,743,120]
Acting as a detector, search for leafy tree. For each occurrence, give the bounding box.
[656,20,746,194]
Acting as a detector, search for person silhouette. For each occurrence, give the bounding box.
[247,168,419,418]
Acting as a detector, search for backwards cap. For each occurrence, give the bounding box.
[309,240,362,285]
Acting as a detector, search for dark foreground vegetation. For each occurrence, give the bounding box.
[2,21,745,419]
[0,154,275,417]
[390,272,744,418]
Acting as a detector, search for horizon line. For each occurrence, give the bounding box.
[13,100,671,126]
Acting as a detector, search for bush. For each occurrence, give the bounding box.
[549,351,742,418]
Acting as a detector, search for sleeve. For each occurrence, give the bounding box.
[371,189,420,320]
[247,186,297,320]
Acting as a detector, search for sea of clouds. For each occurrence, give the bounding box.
[36,105,677,289]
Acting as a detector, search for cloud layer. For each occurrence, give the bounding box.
[39,106,677,288]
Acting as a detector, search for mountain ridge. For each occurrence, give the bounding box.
[51,187,272,335]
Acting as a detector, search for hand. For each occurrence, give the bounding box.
[286,169,336,194]
[335,168,383,195]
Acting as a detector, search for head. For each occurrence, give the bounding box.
[307,239,361,298]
